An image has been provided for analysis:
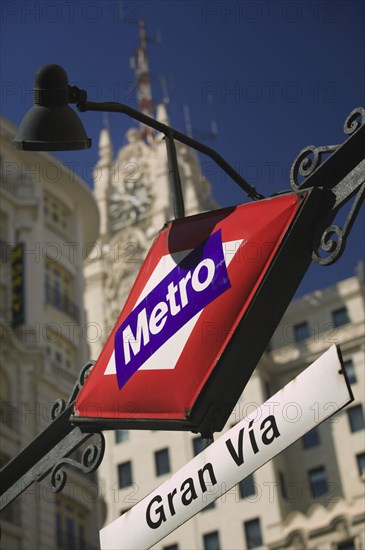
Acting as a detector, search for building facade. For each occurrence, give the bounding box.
[84,107,364,549]
[0,116,105,549]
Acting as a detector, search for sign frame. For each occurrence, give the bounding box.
[73,186,336,436]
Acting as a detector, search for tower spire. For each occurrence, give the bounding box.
[130,20,154,145]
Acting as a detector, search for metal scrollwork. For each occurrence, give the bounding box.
[45,361,105,495]
[80,437,106,473]
[51,399,66,420]
[290,106,365,265]
[313,181,365,265]
[344,107,365,135]
[291,107,365,191]
[50,432,105,493]
[67,360,95,405]
[312,224,344,266]
[49,362,94,421]
[50,463,68,493]
[290,144,339,190]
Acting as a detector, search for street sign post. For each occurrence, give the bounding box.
[99,345,353,550]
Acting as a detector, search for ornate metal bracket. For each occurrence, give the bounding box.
[0,361,105,511]
[50,360,96,419]
[312,180,365,265]
[49,432,105,493]
[290,107,365,265]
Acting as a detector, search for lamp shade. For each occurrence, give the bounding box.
[13,64,91,151]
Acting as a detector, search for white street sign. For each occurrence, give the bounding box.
[100,344,353,550]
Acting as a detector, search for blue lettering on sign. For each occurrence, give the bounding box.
[114,230,231,389]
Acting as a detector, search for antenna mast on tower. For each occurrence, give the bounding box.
[130,20,155,144]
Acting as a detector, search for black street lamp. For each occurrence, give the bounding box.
[13,65,91,151]
[1,64,364,512]
[13,64,264,221]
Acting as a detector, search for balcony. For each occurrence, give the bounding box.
[45,285,80,322]
[268,319,365,368]
[0,171,35,201]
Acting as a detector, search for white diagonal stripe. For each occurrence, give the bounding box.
[104,240,243,375]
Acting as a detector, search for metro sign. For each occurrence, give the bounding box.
[74,190,324,434]
[114,229,231,390]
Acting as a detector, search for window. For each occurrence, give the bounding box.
[338,540,356,550]
[302,427,320,449]
[118,461,133,489]
[356,452,365,476]
[44,192,70,232]
[202,500,215,511]
[239,474,256,499]
[343,359,356,384]
[192,437,204,456]
[55,496,87,550]
[115,430,129,444]
[55,507,62,548]
[66,517,75,549]
[44,328,75,370]
[279,471,287,500]
[347,405,365,433]
[45,262,79,321]
[294,321,310,342]
[244,518,263,549]
[308,466,328,498]
[203,531,220,550]
[332,306,350,327]
[155,448,170,476]
[192,440,215,510]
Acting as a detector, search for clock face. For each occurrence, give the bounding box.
[109,172,154,230]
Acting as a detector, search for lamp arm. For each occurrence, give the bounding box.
[77,99,264,201]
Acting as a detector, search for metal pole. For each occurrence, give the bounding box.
[165,133,185,219]
[77,100,264,201]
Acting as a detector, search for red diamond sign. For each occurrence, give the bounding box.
[74,192,310,433]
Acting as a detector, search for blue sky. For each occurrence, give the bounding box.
[1,0,364,297]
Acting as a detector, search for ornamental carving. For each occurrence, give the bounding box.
[108,129,154,231]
